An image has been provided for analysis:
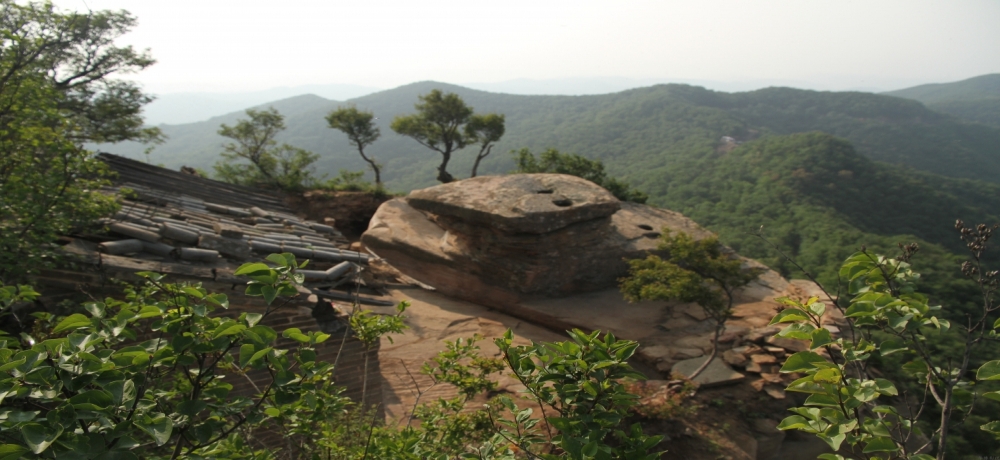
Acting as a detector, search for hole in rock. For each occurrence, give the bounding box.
[643,232,662,239]
[536,189,554,194]
[552,199,572,207]
[637,224,653,230]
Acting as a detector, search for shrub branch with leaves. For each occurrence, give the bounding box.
[0,253,334,459]
[765,220,1000,460]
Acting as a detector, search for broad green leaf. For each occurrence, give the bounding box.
[235,263,270,276]
[0,358,26,372]
[21,423,60,454]
[807,301,826,317]
[181,287,204,299]
[84,302,106,319]
[69,390,114,410]
[804,394,841,407]
[261,285,277,305]
[265,253,291,267]
[282,328,309,343]
[769,309,810,325]
[134,414,173,446]
[0,411,38,423]
[844,302,876,318]
[249,347,273,366]
[0,444,29,460]
[977,360,1000,380]
[107,380,136,406]
[239,343,255,368]
[879,339,907,356]
[874,378,898,396]
[812,368,841,384]
[818,432,846,451]
[981,420,1000,435]
[53,314,91,333]
[136,305,162,319]
[785,376,827,394]
[983,390,1000,402]
[780,351,827,373]
[862,436,898,453]
[854,382,879,402]
[244,313,262,328]
[777,323,815,340]
[810,328,833,349]
[212,322,246,339]
[206,293,229,309]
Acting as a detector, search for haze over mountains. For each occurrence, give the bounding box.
[101,74,1000,328]
[883,73,1000,128]
[142,76,938,126]
[109,76,1000,189]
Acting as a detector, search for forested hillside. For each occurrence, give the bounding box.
[648,132,1000,308]
[101,82,1000,307]
[105,81,1000,190]
[884,73,1000,127]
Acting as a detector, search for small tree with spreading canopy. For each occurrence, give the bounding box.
[390,90,475,183]
[325,106,383,186]
[214,108,319,191]
[512,148,648,203]
[0,0,161,282]
[465,113,506,178]
[620,230,762,379]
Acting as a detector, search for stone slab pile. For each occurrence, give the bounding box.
[361,174,713,307]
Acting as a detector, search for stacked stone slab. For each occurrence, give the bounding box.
[361,174,714,307]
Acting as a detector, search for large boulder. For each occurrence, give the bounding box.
[362,174,714,307]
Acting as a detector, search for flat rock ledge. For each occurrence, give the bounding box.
[362,174,714,307]
[407,174,621,234]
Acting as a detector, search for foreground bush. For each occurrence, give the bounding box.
[0,252,663,459]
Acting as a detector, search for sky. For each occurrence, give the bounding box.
[59,0,1000,96]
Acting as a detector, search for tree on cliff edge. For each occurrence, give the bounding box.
[0,1,159,281]
[392,90,503,183]
[326,105,383,186]
[620,231,762,379]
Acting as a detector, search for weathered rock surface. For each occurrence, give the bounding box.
[407,174,621,234]
[362,174,713,305]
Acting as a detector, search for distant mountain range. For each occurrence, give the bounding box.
[141,84,381,125]
[98,76,1000,315]
[883,73,1000,128]
[102,79,1000,192]
[142,76,936,126]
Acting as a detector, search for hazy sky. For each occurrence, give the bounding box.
[61,0,1000,95]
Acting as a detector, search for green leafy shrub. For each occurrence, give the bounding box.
[214,108,321,192]
[0,254,337,458]
[621,230,762,379]
[511,148,648,203]
[770,222,1000,459]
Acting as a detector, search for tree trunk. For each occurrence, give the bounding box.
[437,152,454,183]
[687,323,723,380]
[470,145,492,178]
[357,146,381,186]
[937,387,952,460]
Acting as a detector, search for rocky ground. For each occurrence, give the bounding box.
[364,267,839,459]
[318,174,846,459]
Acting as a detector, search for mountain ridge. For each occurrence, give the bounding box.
[100,80,1000,193]
[883,73,1000,127]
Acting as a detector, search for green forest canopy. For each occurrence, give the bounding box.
[100,81,1000,190]
[97,82,1000,313]
[884,73,1000,128]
